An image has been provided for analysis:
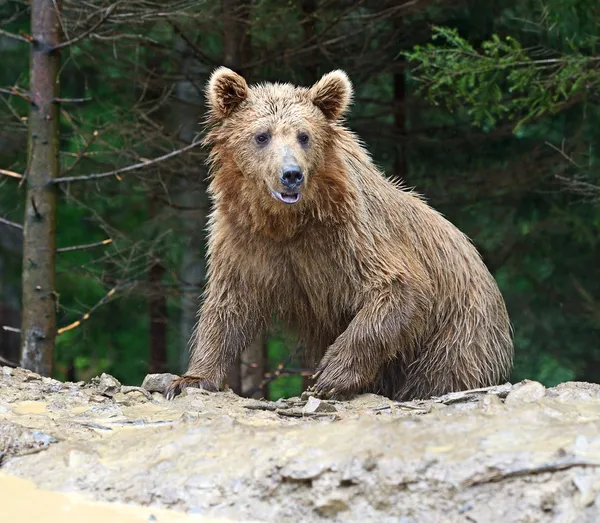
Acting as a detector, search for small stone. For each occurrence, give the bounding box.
[23,371,42,382]
[573,474,595,507]
[478,394,505,413]
[302,396,337,414]
[505,380,546,405]
[181,387,210,397]
[315,497,349,517]
[120,386,152,400]
[95,373,121,397]
[89,394,107,403]
[2,367,13,377]
[151,392,166,402]
[300,390,316,401]
[112,392,131,405]
[141,373,179,393]
[280,460,327,480]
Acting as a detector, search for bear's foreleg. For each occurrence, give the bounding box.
[312,283,420,399]
[165,294,266,399]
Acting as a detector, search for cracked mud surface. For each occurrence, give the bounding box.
[1,366,600,522]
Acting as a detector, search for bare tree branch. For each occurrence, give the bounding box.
[52,3,118,51]
[0,28,33,45]
[53,140,203,183]
[57,238,113,253]
[0,87,33,104]
[0,217,23,230]
[0,168,24,180]
[57,281,133,335]
[53,96,93,103]
[0,354,19,368]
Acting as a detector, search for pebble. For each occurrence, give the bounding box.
[141,373,179,393]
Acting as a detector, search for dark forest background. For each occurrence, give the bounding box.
[0,0,599,399]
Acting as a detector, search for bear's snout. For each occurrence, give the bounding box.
[280,165,304,190]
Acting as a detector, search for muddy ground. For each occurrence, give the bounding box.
[1,367,600,522]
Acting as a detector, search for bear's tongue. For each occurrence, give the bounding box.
[272,190,301,204]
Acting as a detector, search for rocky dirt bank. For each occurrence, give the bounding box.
[1,366,600,522]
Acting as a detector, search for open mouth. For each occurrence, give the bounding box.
[270,190,301,205]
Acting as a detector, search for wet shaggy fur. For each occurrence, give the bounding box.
[166,67,513,401]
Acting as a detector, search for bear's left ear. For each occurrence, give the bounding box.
[309,70,353,120]
[206,66,249,119]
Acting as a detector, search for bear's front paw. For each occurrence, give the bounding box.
[164,376,219,400]
[311,365,362,400]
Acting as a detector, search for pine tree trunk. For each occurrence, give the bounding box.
[148,193,168,374]
[393,67,407,181]
[222,0,265,398]
[300,0,318,395]
[20,0,61,375]
[167,35,209,374]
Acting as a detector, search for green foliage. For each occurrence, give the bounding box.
[406,26,600,131]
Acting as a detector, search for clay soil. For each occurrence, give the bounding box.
[1,366,600,522]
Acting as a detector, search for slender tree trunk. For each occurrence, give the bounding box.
[148,261,167,373]
[393,66,407,181]
[148,192,168,373]
[222,0,252,76]
[165,35,209,374]
[142,53,170,375]
[222,0,266,398]
[0,225,23,366]
[20,0,61,375]
[300,0,318,395]
[393,14,408,182]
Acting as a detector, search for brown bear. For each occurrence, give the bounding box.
[165,67,513,401]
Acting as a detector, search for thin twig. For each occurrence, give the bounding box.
[463,460,600,487]
[0,355,18,368]
[53,97,93,104]
[52,3,118,51]
[0,168,23,180]
[246,344,306,397]
[57,238,113,253]
[57,281,133,335]
[0,28,32,44]
[0,217,23,230]
[0,87,33,104]
[53,140,203,184]
[2,326,21,334]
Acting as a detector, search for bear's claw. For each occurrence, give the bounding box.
[164,376,219,400]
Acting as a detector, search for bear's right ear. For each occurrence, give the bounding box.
[206,67,249,119]
[309,70,353,121]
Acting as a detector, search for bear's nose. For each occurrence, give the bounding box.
[280,166,304,189]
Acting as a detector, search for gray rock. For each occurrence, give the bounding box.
[302,396,338,414]
[505,379,546,405]
[94,373,121,397]
[141,373,179,393]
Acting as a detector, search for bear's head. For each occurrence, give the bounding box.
[204,67,353,209]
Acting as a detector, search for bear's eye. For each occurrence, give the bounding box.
[298,132,310,146]
[255,132,270,146]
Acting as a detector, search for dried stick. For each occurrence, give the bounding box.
[57,281,132,335]
[0,28,32,45]
[57,238,113,253]
[0,217,23,229]
[52,4,118,51]
[0,168,23,180]
[53,140,203,184]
